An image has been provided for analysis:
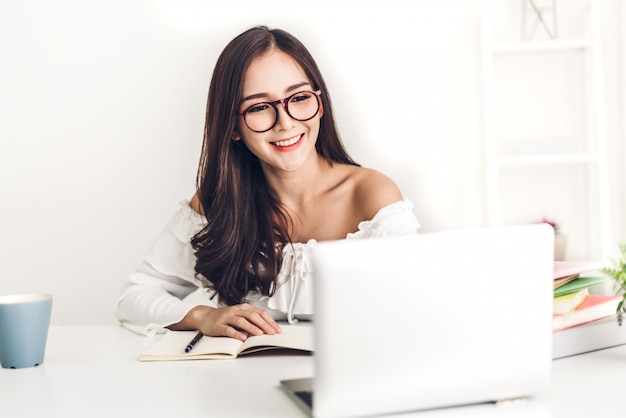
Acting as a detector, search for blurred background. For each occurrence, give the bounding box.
[0,0,624,324]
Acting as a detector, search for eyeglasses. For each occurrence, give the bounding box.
[238,90,322,133]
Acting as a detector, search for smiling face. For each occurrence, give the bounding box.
[234,49,323,174]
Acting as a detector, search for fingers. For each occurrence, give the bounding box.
[231,304,282,336]
[247,309,283,335]
[219,323,250,342]
[206,304,282,341]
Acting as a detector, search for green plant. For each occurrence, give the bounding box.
[600,241,626,326]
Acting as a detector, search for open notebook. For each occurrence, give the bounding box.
[281,224,554,418]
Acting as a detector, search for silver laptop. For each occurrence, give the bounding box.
[281,224,554,418]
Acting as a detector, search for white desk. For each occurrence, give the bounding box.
[1,325,624,418]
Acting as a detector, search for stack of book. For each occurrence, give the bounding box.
[552,260,626,359]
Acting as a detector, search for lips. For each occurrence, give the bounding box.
[271,134,303,149]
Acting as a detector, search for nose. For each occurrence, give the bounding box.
[274,101,294,130]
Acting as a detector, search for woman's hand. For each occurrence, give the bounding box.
[170,304,282,341]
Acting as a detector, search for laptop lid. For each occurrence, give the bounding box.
[300,224,553,418]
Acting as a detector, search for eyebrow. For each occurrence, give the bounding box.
[241,81,312,103]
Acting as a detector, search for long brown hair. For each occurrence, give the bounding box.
[191,26,357,306]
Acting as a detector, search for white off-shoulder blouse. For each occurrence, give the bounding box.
[115,200,420,335]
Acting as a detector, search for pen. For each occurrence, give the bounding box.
[185,331,204,353]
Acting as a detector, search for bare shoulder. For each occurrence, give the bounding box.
[189,192,205,215]
[348,166,403,219]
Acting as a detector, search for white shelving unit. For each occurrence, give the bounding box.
[481,0,612,260]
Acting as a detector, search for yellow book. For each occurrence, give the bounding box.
[553,288,589,315]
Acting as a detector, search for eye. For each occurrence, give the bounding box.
[289,92,313,104]
[247,103,271,114]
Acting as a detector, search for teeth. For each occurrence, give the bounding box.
[273,135,301,147]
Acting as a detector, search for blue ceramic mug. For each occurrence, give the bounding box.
[0,294,53,369]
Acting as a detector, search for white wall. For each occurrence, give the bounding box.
[621,0,626,242]
[0,0,623,325]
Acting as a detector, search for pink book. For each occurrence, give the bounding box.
[553,260,604,280]
[553,294,621,332]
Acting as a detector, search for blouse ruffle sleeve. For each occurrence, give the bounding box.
[115,202,208,336]
[346,199,420,239]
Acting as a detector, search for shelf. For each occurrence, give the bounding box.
[492,39,591,55]
[481,1,612,260]
[495,152,598,167]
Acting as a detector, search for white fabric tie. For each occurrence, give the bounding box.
[285,242,311,324]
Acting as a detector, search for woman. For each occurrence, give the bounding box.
[115,26,419,340]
